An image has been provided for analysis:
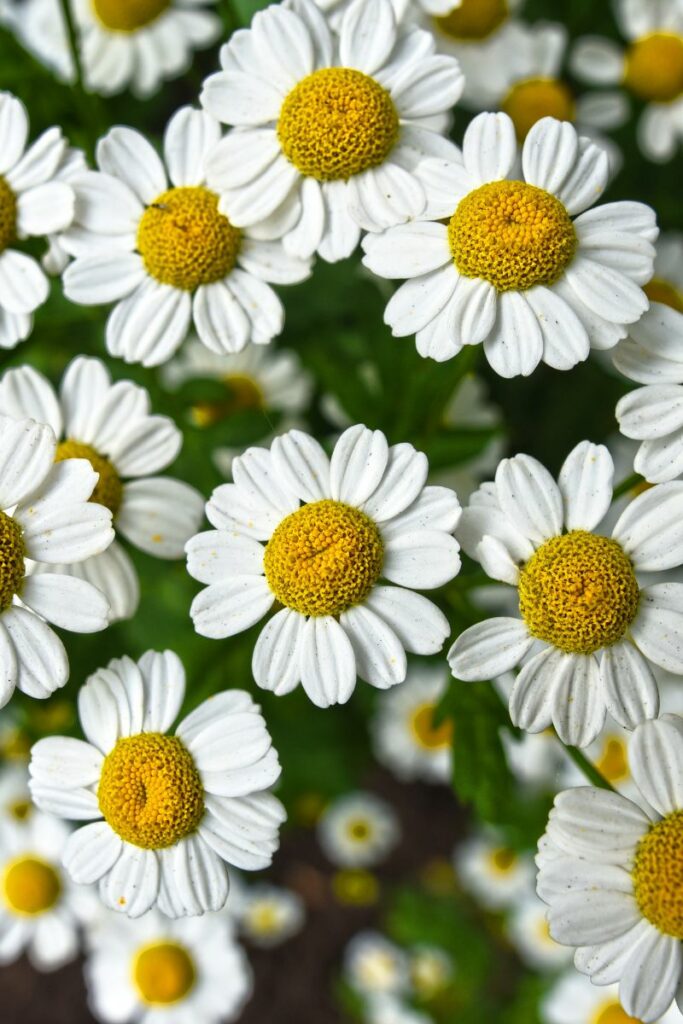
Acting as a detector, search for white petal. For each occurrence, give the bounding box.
[330,425,389,506]
[570,37,625,85]
[558,441,613,531]
[2,607,67,699]
[193,281,250,356]
[0,249,48,315]
[548,889,641,946]
[613,482,683,570]
[300,616,356,707]
[555,136,610,216]
[252,608,305,696]
[16,182,74,237]
[620,929,683,1023]
[564,256,648,325]
[0,364,61,435]
[448,618,533,680]
[365,586,449,654]
[117,476,204,558]
[509,646,565,733]
[63,251,146,305]
[526,285,590,372]
[0,92,28,175]
[251,5,314,90]
[138,649,185,733]
[96,127,166,205]
[462,112,517,184]
[106,280,191,368]
[29,735,102,789]
[600,642,660,730]
[495,452,563,544]
[63,822,122,885]
[340,604,406,689]
[339,0,396,75]
[20,573,109,632]
[383,485,461,534]
[157,835,228,917]
[630,715,683,818]
[17,463,113,563]
[200,70,284,126]
[197,791,285,871]
[164,106,220,188]
[271,430,330,502]
[361,443,428,522]
[361,221,450,279]
[0,413,55,507]
[631,583,683,674]
[28,781,99,820]
[484,291,543,378]
[190,576,273,639]
[205,482,280,540]
[232,446,299,518]
[186,531,263,585]
[616,385,683,442]
[205,127,280,191]
[551,653,605,747]
[99,845,159,918]
[0,622,17,708]
[384,263,459,337]
[522,118,579,195]
[382,528,460,588]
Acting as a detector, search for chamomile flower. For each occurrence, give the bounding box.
[344,930,409,998]
[85,909,252,1023]
[315,0,457,29]
[62,106,312,367]
[0,0,73,82]
[318,792,400,868]
[571,0,683,163]
[409,945,453,999]
[186,425,461,707]
[455,831,534,910]
[29,649,286,919]
[237,883,305,947]
[536,715,683,1023]
[0,92,75,351]
[507,894,573,972]
[542,972,683,1024]
[363,112,657,377]
[200,0,464,263]
[371,664,453,784]
[0,763,32,826]
[448,441,683,747]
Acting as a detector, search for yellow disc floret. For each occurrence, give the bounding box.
[0,176,17,254]
[449,180,577,292]
[632,810,683,939]
[133,942,196,1005]
[277,68,400,182]
[593,1002,641,1024]
[347,819,372,842]
[409,703,454,751]
[2,856,61,915]
[434,0,509,41]
[501,77,576,142]
[487,847,517,875]
[92,0,169,32]
[644,277,683,314]
[137,187,241,291]
[55,440,123,515]
[190,374,265,428]
[518,531,639,654]
[0,510,25,612]
[98,734,204,850]
[624,33,683,104]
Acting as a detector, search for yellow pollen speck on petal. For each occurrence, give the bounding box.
[98,733,204,850]
[55,439,123,515]
[624,33,683,103]
[91,0,169,32]
[191,374,265,427]
[0,510,25,613]
[137,186,241,291]
[409,702,454,751]
[592,1001,642,1024]
[448,180,577,292]
[518,530,639,655]
[0,176,17,254]
[501,77,576,142]
[434,0,509,41]
[595,736,630,785]
[133,942,196,1006]
[2,856,62,916]
[332,868,379,906]
[644,276,683,314]
[488,846,517,874]
[277,68,400,182]
[263,499,384,617]
[632,810,683,940]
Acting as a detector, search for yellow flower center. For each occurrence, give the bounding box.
[190,374,265,428]
[0,176,17,255]
[409,702,454,751]
[2,856,62,916]
[434,0,509,41]
[91,0,169,32]
[518,531,640,655]
[55,440,124,515]
[0,510,25,613]
[624,33,683,103]
[133,942,196,1006]
[632,810,683,940]
[98,734,204,850]
[347,818,372,842]
[249,902,281,935]
[332,868,379,906]
[487,846,517,874]
[448,180,577,292]
[277,67,400,182]
[8,800,32,822]
[263,499,384,617]
[644,276,683,314]
[595,736,630,785]
[592,1002,641,1024]
[137,187,241,292]
[501,77,576,142]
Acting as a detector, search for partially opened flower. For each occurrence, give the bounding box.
[201,0,464,262]
[455,830,534,909]
[536,714,683,1022]
[318,791,400,867]
[344,930,409,998]
[237,883,305,947]
[29,649,285,918]
[448,441,683,747]
[187,424,461,707]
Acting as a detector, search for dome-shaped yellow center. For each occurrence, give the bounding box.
[91,0,169,31]
[190,374,265,428]
[501,77,576,142]
[2,856,61,915]
[0,510,25,613]
[347,818,373,842]
[593,1001,641,1024]
[518,531,639,654]
[0,176,17,255]
[487,846,517,874]
[263,499,384,617]
[644,276,683,313]
[448,180,577,292]
[624,33,683,103]
[8,800,32,822]
[595,736,630,785]
[55,439,123,515]
[409,703,454,751]
[137,187,242,292]
[434,0,509,41]
[632,810,683,940]
[277,68,400,182]
[98,733,204,850]
[133,941,196,1005]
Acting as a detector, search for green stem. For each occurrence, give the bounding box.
[613,472,643,500]
[57,0,100,159]
[558,739,616,791]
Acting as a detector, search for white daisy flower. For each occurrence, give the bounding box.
[344,930,410,997]
[237,883,305,947]
[318,792,400,868]
[571,0,683,163]
[507,894,573,972]
[448,441,683,747]
[371,663,453,784]
[200,0,465,263]
[314,0,457,29]
[29,649,286,919]
[409,945,453,999]
[61,105,312,367]
[0,414,114,707]
[455,831,534,910]
[85,908,252,1023]
[0,762,32,826]
[0,356,204,623]
[186,424,461,708]
[542,971,683,1024]
[362,112,657,377]
[0,0,74,83]
[0,91,75,351]
[536,714,683,1023]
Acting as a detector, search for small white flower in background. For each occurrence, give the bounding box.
[84,909,252,1023]
[314,0,457,29]
[501,725,571,793]
[542,971,683,1024]
[507,894,573,972]
[431,374,504,504]
[448,441,683,747]
[29,649,286,919]
[200,0,464,263]
[0,91,75,351]
[642,233,683,314]
[0,414,114,708]
[0,0,73,82]
[0,762,32,827]
[61,105,312,366]
[371,664,453,784]
[409,945,453,999]
[344,930,410,998]
[536,715,683,1023]
[187,424,461,708]
[366,995,435,1024]
[0,356,204,623]
[318,792,400,868]
[454,830,535,910]
[570,0,683,163]
[236,883,305,948]
[362,112,657,377]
